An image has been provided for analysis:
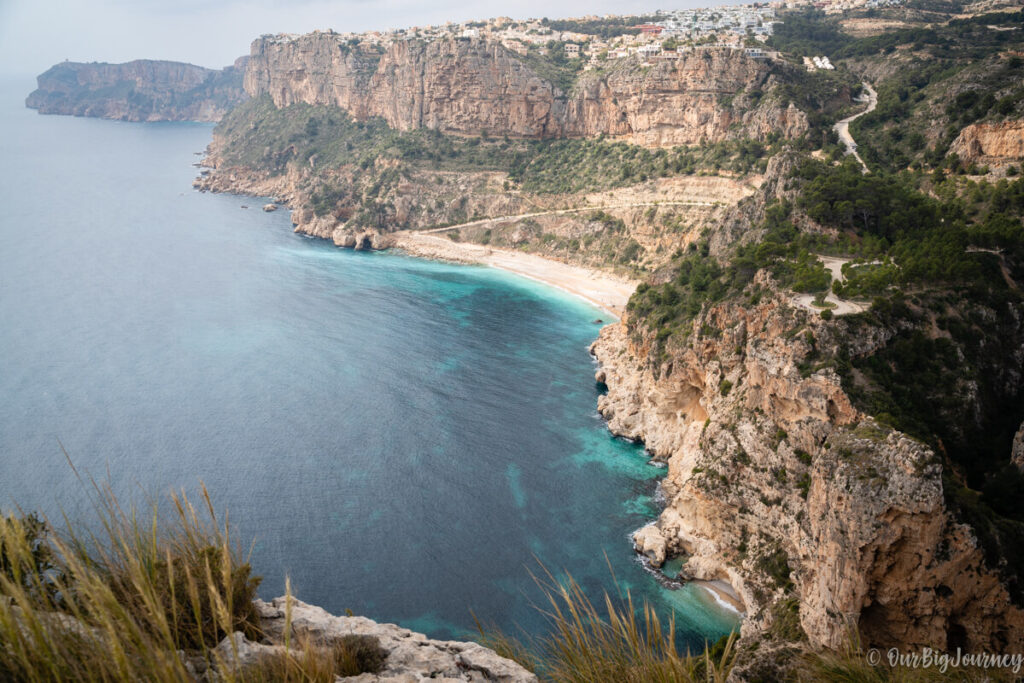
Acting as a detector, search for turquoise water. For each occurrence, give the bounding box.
[0,80,738,646]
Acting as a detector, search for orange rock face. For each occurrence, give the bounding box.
[950,120,1024,164]
[243,34,808,146]
[592,282,1024,654]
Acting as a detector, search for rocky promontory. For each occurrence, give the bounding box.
[26,58,249,122]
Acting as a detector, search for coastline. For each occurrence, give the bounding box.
[391,231,638,319]
[692,579,747,616]
[374,232,743,623]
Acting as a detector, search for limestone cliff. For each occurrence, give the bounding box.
[245,36,562,139]
[1013,423,1024,471]
[566,52,809,146]
[950,120,1024,168]
[244,33,807,146]
[591,279,1024,660]
[26,58,248,122]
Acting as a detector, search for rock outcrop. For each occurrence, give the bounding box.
[243,33,808,146]
[26,58,249,122]
[1013,422,1024,471]
[950,120,1024,168]
[209,597,536,682]
[591,279,1024,654]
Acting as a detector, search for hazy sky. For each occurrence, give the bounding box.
[0,0,742,78]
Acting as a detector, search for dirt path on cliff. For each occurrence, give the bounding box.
[391,232,638,317]
[834,83,877,174]
[968,246,1020,291]
[792,255,877,316]
[416,200,718,235]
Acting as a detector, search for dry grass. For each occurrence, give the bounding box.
[0,479,260,681]
[10,479,1008,683]
[478,564,737,683]
[0,474,386,682]
[239,632,387,682]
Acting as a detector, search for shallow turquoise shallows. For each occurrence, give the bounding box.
[0,80,738,646]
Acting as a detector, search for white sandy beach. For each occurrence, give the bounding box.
[391,232,639,318]
[693,579,747,615]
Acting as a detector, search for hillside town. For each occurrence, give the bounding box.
[278,0,903,73]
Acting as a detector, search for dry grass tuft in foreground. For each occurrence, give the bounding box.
[6,479,1006,682]
[0,479,383,682]
[478,564,737,683]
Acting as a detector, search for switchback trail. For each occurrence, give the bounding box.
[416,200,718,235]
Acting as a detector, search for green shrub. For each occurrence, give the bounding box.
[757,547,794,591]
[768,597,807,643]
[797,473,812,499]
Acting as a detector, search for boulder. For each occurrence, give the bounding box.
[633,524,668,567]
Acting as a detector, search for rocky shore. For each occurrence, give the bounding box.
[590,281,1024,661]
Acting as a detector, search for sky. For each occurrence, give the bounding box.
[0,0,743,78]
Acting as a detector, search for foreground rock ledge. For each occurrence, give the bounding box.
[215,597,537,682]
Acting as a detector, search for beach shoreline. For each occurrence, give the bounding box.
[692,579,747,615]
[391,231,638,319]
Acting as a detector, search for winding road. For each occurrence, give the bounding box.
[834,82,878,174]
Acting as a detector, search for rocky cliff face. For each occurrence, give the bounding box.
[244,33,807,146]
[950,120,1024,167]
[246,36,562,139]
[566,52,808,146]
[591,279,1024,657]
[26,58,248,122]
[1013,423,1024,471]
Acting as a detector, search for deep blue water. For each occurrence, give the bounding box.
[0,80,737,646]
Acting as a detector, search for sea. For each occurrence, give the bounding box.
[0,80,738,647]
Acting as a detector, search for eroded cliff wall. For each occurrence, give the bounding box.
[243,33,807,146]
[950,120,1024,168]
[26,58,249,122]
[592,282,1024,658]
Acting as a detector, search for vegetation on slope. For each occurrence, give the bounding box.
[479,568,738,683]
[628,152,1024,602]
[0,484,381,681]
[215,95,783,194]
[773,7,1024,173]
